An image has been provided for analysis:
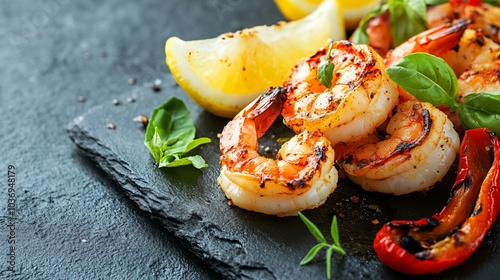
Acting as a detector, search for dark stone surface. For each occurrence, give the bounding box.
[66,64,500,279]
[0,0,271,278]
[66,84,500,279]
[4,0,500,279]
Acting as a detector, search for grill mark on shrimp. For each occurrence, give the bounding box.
[336,101,459,195]
[218,87,338,216]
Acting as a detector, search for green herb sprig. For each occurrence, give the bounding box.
[317,40,335,88]
[386,52,500,134]
[299,212,345,279]
[144,97,211,169]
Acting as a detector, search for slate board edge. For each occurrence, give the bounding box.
[66,113,275,280]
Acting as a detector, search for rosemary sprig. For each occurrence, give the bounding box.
[299,212,345,279]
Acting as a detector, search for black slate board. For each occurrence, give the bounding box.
[67,83,500,279]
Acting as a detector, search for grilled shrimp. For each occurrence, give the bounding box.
[336,101,460,195]
[441,28,500,100]
[384,19,472,71]
[281,40,399,146]
[427,0,500,44]
[363,0,500,56]
[217,87,338,217]
[385,19,471,103]
[385,19,500,129]
[365,10,392,57]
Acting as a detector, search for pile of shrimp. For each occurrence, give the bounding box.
[382,1,500,128]
[367,0,500,57]
[216,0,500,216]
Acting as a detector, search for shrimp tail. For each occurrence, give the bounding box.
[246,86,289,138]
[217,85,338,216]
[386,18,472,67]
[220,86,287,156]
[422,18,472,56]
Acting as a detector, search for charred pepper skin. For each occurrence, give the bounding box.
[373,128,500,275]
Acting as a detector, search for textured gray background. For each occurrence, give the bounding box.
[0,0,282,278]
[2,0,500,279]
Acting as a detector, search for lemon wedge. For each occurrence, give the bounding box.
[165,0,345,118]
[341,0,380,29]
[273,0,324,21]
[274,0,380,30]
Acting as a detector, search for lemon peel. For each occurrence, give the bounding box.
[274,0,380,30]
[165,0,345,118]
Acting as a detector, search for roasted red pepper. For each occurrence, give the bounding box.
[373,128,500,274]
[450,0,483,6]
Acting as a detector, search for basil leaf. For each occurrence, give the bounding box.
[160,155,208,169]
[318,60,334,88]
[185,137,212,154]
[317,41,335,88]
[389,0,428,47]
[458,93,500,134]
[145,97,211,169]
[386,53,459,110]
[484,0,500,5]
[299,212,327,244]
